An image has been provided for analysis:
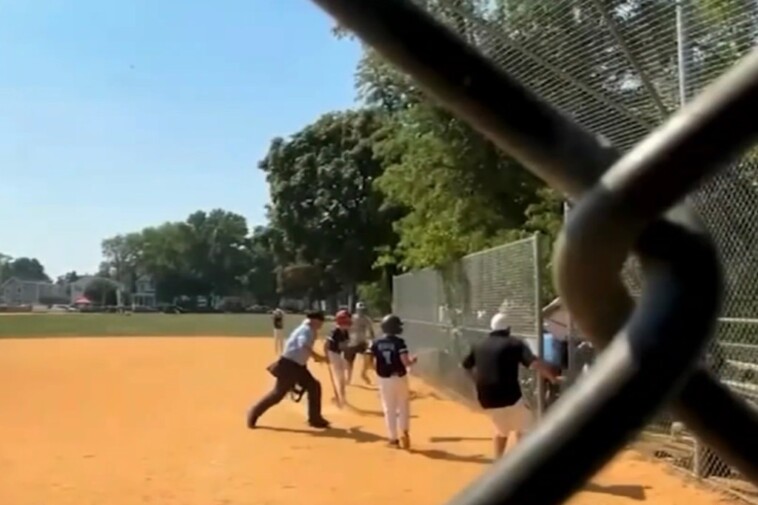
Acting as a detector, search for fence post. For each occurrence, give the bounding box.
[563,201,581,385]
[676,0,691,105]
[677,0,708,478]
[533,232,545,418]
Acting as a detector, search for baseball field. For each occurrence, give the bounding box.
[0,314,740,505]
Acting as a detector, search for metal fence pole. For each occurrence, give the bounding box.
[563,201,580,385]
[677,0,708,478]
[676,0,691,105]
[534,233,545,417]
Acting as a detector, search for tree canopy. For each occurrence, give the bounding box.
[0,255,51,283]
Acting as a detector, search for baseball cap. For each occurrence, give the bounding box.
[490,312,511,331]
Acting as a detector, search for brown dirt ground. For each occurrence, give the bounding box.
[0,337,741,505]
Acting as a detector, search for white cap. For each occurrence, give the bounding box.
[356,302,366,310]
[490,312,511,331]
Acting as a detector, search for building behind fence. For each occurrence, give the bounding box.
[398,0,758,500]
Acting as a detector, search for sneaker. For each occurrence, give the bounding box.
[400,431,411,449]
[247,413,259,429]
[308,418,331,429]
[387,439,400,448]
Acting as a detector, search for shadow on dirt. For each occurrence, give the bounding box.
[256,425,489,465]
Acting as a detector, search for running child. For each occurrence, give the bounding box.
[345,301,375,385]
[323,309,352,407]
[368,314,417,449]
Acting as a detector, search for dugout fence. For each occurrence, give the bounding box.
[392,235,548,414]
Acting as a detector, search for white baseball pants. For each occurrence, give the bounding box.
[378,375,410,440]
[484,399,533,437]
[327,351,348,404]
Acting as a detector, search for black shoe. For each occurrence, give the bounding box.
[308,418,331,429]
[247,413,259,429]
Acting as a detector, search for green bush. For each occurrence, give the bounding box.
[357,281,391,317]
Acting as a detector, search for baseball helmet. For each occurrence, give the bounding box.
[490,312,511,331]
[335,309,352,326]
[380,314,404,335]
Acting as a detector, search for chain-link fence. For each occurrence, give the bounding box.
[409,0,758,500]
[393,235,544,410]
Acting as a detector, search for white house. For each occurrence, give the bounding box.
[132,274,156,308]
[0,277,67,305]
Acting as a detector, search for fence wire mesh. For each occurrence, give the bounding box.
[393,235,542,409]
[408,0,758,499]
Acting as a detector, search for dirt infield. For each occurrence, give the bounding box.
[0,337,738,505]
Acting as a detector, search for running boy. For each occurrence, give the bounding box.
[461,311,560,459]
[272,307,285,354]
[345,301,375,385]
[369,314,417,449]
[323,309,352,407]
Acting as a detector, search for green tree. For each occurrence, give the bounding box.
[56,271,81,285]
[0,256,51,282]
[101,209,262,304]
[84,277,121,306]
[259,109,401,297]
[243,226,279,305]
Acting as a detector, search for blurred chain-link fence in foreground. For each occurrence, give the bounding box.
[408,0,758,500]
[393,235,544,410]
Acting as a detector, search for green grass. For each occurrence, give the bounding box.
[0,313,306,338]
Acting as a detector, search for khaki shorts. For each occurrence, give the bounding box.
[484,400,534,437]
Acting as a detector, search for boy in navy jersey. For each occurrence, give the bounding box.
[323,309,352,407]
[368,314,417,449]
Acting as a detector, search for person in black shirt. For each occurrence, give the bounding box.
[368,314,417,449]
[462,312,560,459]
[272,308,285,354]
[323,309,352,407]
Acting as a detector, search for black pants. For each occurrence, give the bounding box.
[248,357,323,422]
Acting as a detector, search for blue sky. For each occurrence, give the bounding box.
[0,0,361,278]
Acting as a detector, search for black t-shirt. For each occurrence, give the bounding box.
[369,334,409,378]
[461,330,536,409]
[325,328,350,354]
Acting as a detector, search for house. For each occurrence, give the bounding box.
[132,274,156,308]
[0,277,67,305]
[542,297,584,341]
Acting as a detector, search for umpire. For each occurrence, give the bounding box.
[247,311,331,429]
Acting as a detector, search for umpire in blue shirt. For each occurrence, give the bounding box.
[247,311,331,429]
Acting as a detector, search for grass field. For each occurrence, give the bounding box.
[0,313,296,338]
[0,316,742,504]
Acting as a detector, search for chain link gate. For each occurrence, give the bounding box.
[307,0,758,504]
[392,235,546,413]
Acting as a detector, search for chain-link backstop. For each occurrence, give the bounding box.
[392,235,544,410]
[405,0,758,500]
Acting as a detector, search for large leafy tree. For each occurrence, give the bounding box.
[0,256,51,283]
[242,226,279,305]
[259,109,401,297]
